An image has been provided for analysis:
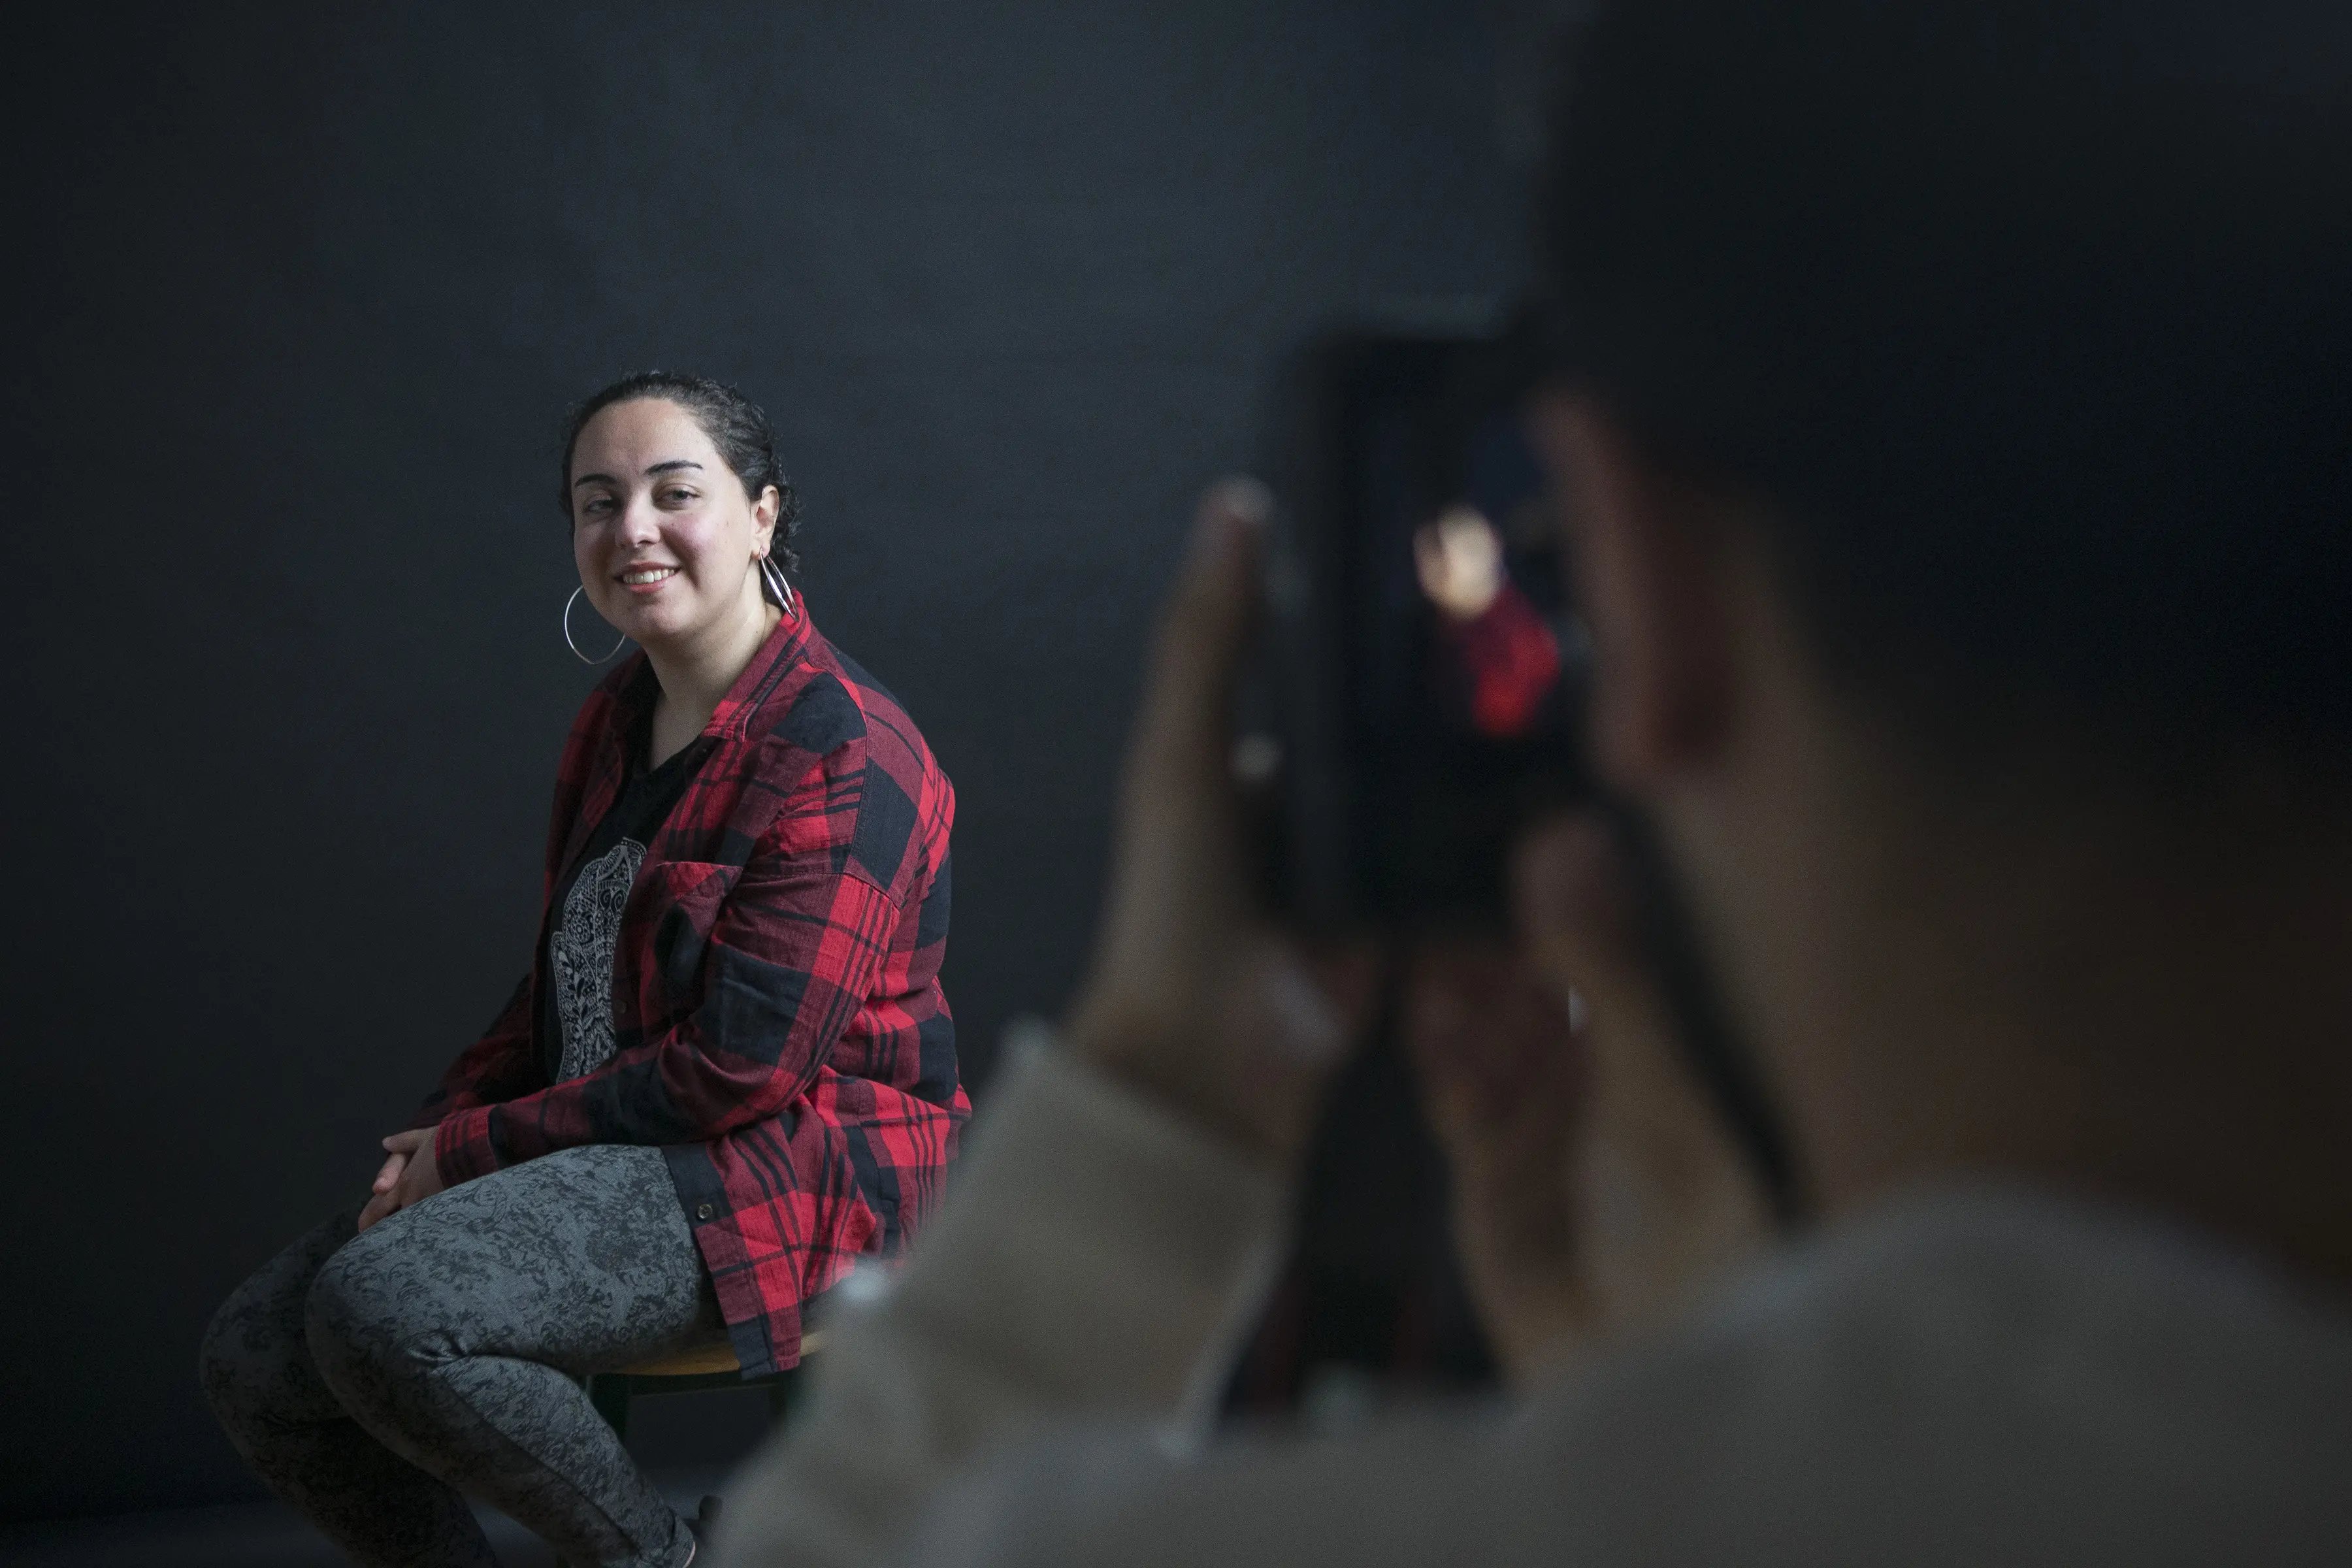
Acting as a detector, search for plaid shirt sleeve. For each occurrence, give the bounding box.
[431,736,907,1184]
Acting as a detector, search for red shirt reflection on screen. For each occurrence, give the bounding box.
[1448,579,1560,737]
[1413,504,1561,739]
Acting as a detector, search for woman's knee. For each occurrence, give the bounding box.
[198,1275,276,1433]
[301,1224,431,1413]
[200,1218,350,1440]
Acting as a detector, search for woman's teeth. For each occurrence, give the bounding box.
[621,567,678,585]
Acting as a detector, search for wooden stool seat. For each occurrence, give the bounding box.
[583,1328,828,1441]
[616,1328,825,1379]
[615,1341,745,1379]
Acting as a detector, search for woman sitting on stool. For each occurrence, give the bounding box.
[201,372,966,1568]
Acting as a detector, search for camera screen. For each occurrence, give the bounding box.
[1388,407,1571,743]
[1261,326,1590,924]
[1341,363,1586,917]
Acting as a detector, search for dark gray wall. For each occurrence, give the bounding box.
[7,1,1522,1520]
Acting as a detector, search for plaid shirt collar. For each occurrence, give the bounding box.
[704,598,816,742]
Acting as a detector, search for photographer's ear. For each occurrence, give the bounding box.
[1526,391,1741,793]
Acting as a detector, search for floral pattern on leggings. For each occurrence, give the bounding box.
[201,1143,725,1568]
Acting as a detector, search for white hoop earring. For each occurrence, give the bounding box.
[563,585,628,664]
[759,553,797,617]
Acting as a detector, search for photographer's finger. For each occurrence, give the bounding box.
[1133,478,1269,787]
[1511,811,1663,1036]
[1402,943,1516,1134]
[1405,940,1585,1154]
[1296,938,1384,1047]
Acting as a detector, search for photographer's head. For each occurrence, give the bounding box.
[1535,0,2352,767]
[1519,0,2352,1275]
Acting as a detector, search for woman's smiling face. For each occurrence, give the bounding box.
[568,397,778,656]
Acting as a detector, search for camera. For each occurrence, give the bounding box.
[1250,304,1589,929]
[1247,305,1800,1218]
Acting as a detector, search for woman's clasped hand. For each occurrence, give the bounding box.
[355,1127,444,1233]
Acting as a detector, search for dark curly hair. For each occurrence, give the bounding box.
[559,371,804,573]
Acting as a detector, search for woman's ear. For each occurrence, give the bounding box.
[753,484,781,557]
[1526,392,1742,792]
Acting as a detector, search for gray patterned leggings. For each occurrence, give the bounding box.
[199,1143,726,1568]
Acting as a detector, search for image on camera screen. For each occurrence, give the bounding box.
[1360,400,1575,747]
[1409,428,1567,743]
[1345,390,1586,917]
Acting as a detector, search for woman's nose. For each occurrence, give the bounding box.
[617,495,663,546]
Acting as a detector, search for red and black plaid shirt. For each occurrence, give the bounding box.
[412,601,966,1374]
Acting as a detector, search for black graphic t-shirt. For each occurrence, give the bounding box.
[536,732,702,1083]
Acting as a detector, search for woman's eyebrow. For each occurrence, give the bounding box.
[571,460,701,490]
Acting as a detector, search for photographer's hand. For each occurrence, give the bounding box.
[1406,816,1770,1384]
[1419,813,1768,1382]
[1403,931,1590,1384]
[1064,480,1378,1164]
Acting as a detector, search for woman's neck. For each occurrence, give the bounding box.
[641,592,783,766]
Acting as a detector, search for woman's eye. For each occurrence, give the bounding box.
[661,487,697,504]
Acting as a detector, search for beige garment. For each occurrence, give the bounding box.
[715,1043,2352,1567]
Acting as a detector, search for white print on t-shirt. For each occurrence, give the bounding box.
[550,837,647,1082]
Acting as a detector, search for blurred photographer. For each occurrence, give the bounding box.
[719,2,2352,1562]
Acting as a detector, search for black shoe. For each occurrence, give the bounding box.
[683,1494,723,1562]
